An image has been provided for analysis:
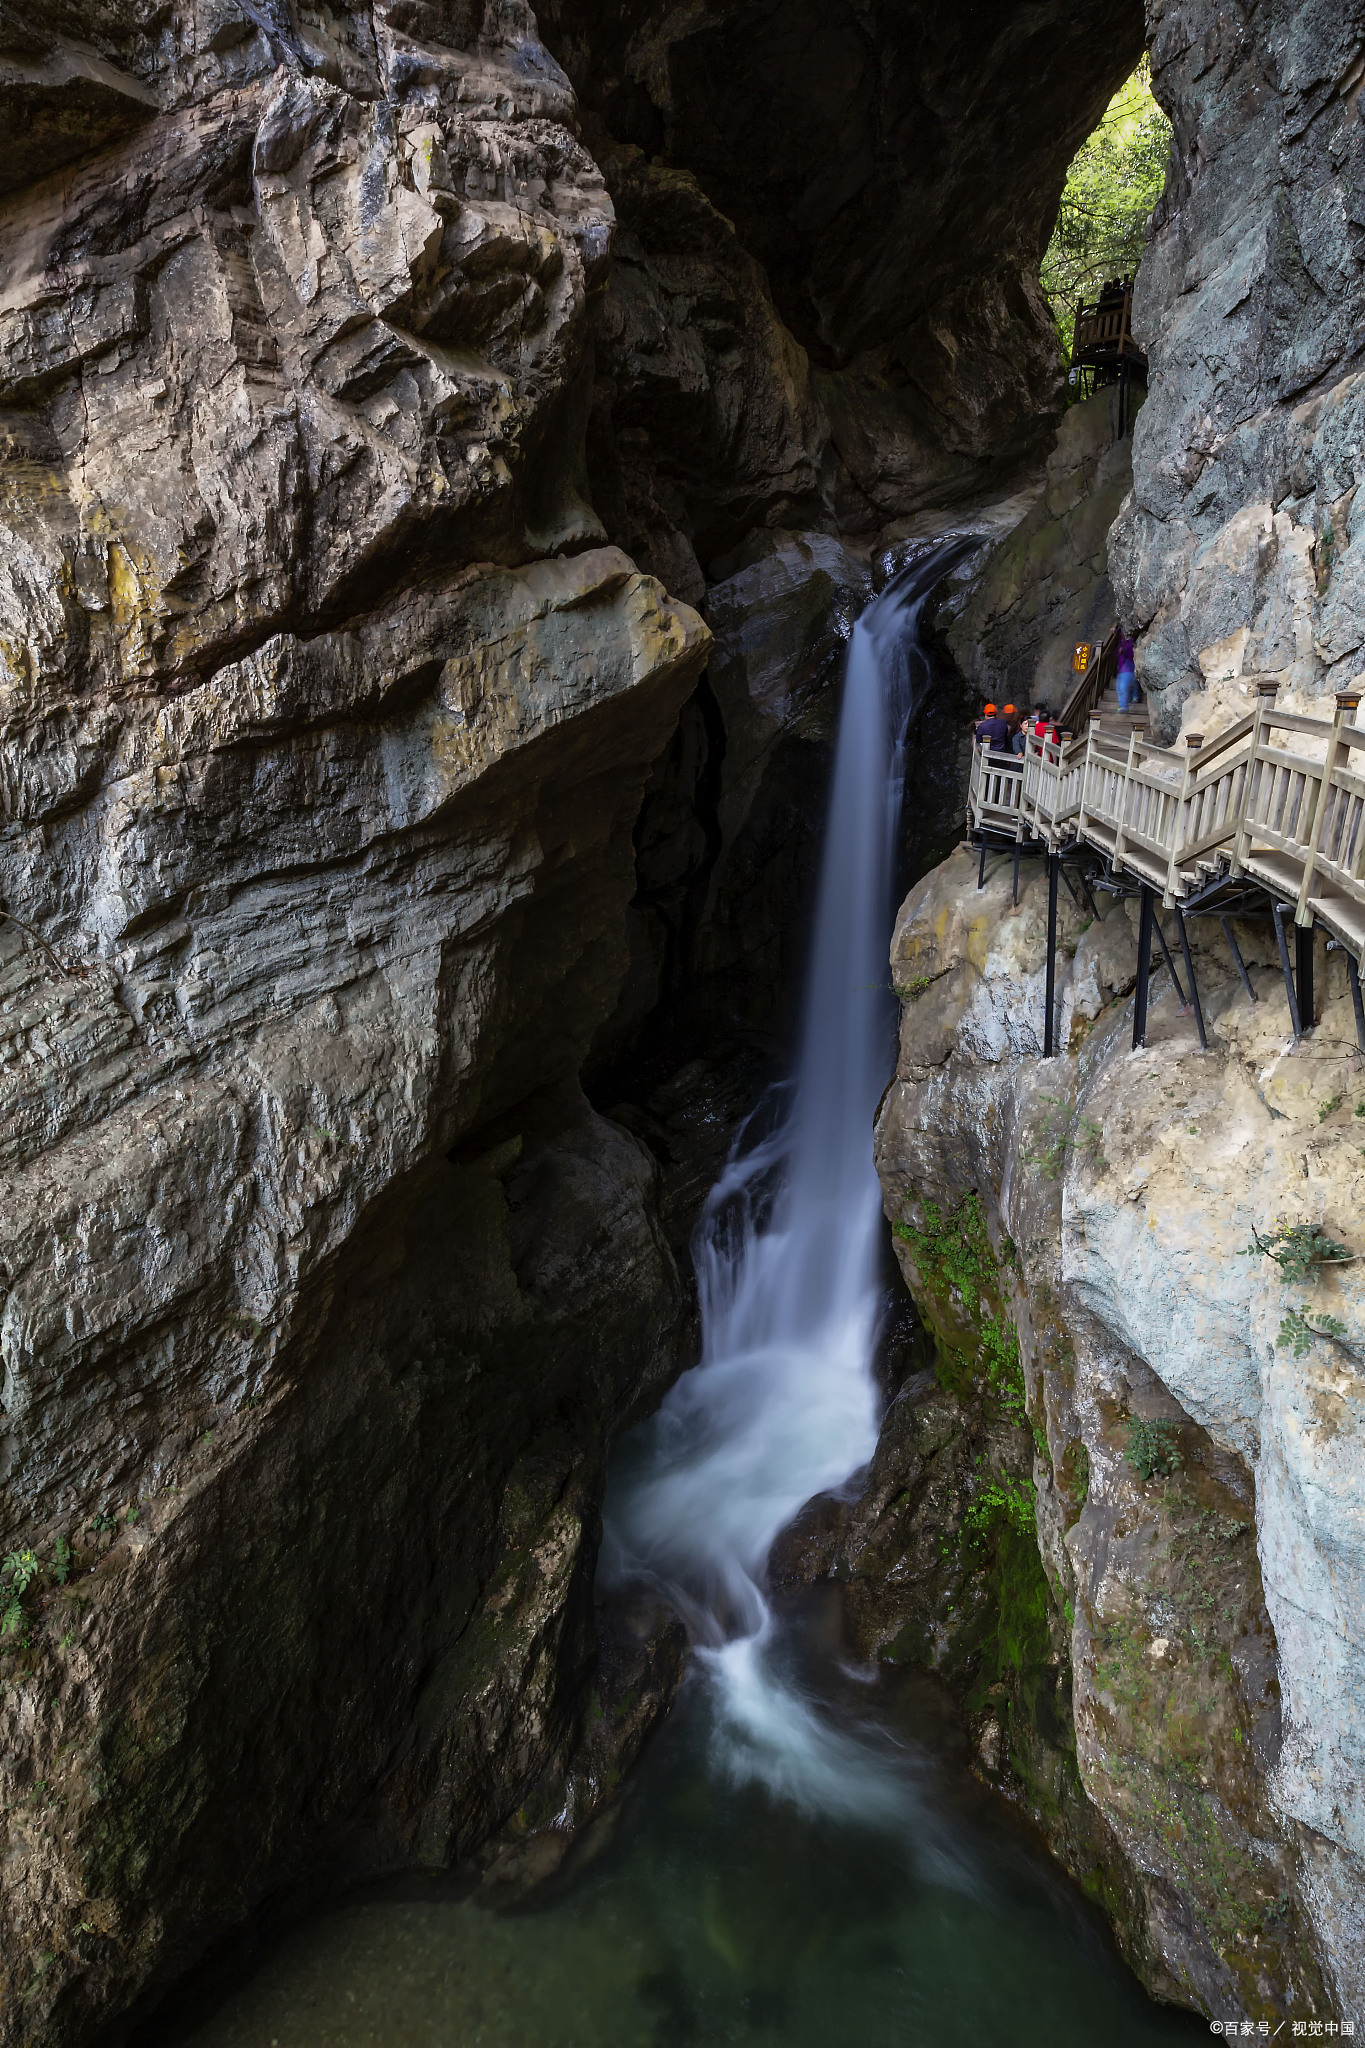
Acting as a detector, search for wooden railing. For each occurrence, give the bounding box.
[966,683,1365,961]
[1073,294,1133,359]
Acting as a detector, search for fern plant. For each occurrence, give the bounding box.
[1244,1223,1351,1284]
[1,1547,41,1648]
[1278,1308,1350,1360]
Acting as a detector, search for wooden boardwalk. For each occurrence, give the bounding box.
[967,681,1365,1049]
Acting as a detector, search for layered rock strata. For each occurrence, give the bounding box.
[875,845,1365,2023]
[0,4,712,2034]
[0,539,706,2037]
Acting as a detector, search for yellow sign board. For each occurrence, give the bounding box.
[1072,642,1092,673]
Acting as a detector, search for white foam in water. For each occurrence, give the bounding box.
[604,543,977,1861]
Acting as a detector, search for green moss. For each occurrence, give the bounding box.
[892,1193,1026,1422]
[994,1524,1052,1682]
[953,1467,1053,1730]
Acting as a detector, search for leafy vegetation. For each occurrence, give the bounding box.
[1,1548,40,1645]
[1278,1308,1351,1360]
[1125,1416,1182,1482]
[964,1469,1037,1541]
[1040,58,1172,359]
[1243,1222,1352,1284]
[1022,1097,1107,1181]
[2,1535,77,1652]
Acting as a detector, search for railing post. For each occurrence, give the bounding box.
[1166,730,1202,901]
[1233,679,1279,877]
[1112,722,1141,871]
[1295,689,1359,925]
[1077,715,1099,838]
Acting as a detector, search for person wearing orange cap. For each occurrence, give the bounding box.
[974,701,1010,748]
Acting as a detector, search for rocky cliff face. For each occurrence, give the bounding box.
[542,0,1146,591]
[13,0,1365,2036]
[950,386,1140,714]
[1113,0,1365,741]
[875,849,1365,2022]
[0,5,716,2036]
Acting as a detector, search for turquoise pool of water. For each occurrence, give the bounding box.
[158,1598,1201,2048]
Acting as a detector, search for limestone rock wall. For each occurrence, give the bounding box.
[876,846,1365,2022]
[1112,0,1365,741]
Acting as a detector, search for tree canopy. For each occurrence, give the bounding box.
[1041,58,1173,360]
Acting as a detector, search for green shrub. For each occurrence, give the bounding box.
[1126,1417,1182,1481]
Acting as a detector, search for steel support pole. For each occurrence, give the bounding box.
[1013,839,1021,908]
[1273,904,1302,1039]
[1133,885,1154,1049]
[1175,909,1208,1050]
[1044,849,1059,1058]
[1058,865,1087,916]
[1150,909,1187,1006]
[1220,916,1257,1004]
[1296,922,1315,1033]
[978,837,987,890]
[1349,954,1365,1055]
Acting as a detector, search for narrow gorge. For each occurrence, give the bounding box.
[1,1,1362,2042]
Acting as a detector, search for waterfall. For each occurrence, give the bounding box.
[603,539,973,1830]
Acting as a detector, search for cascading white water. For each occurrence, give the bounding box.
[604,540,972,1830]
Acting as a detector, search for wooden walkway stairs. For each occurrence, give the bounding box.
[967,676,1365,1056]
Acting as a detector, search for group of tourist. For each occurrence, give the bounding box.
[973,702,1061,757]
[971,629,1140,753]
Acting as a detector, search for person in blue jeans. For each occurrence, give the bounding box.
[1116,630,1138,711]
